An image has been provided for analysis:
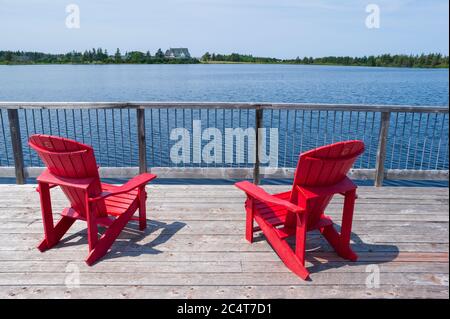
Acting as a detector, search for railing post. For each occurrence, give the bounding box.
[7,109,25,184]
[136,108,147,174]
[253,108,263,185]
[374,111,391,187]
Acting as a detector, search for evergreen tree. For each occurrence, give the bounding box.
[114,48,122,63]
[155,48,164,59]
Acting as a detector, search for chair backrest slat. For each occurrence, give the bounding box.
[29,134,107,218]
[293,141,364,188]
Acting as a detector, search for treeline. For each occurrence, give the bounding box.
[287,53,449,68]
[201,52,279,63]
[202,52,449,68]
[0,48,200,64]
[1,49,448,68]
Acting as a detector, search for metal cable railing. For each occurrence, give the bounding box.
[0,102,448,185]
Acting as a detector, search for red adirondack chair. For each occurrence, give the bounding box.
[235,141,365,280]
[29,134,157,265]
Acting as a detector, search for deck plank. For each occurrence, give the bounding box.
[0,185,448,299]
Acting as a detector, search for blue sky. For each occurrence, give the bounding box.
[0,0,448,58]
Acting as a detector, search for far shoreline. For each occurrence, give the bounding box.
[2,50,448,69]
[1,61,448,69]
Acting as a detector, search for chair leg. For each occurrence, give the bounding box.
[245,198,254,243]
[85,194,98,252]
[36,182,76,251]
[38,216,76,251]
[37,182,56,249]
[85,201,138,266]
[138,186,147,231]
[321,190,358,261]
[295,213,307,266]
[254,214,310,280]
[339,189,358,261]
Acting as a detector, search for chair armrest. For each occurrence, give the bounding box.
[235,181,304,213]
[297,176,357,199]
[90,173,157,202]
[37,169,96,190]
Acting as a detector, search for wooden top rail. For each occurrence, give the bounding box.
[0,102,448,113]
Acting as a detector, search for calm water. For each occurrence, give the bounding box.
[0,64,448,105]
[0,64,448,185]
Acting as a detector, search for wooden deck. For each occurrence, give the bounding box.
[0,184,448,299]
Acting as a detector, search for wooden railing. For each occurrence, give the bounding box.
[0,102,448,186]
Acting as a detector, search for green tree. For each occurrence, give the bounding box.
[202,52,211,61]
[114,48,122,63]
[4,51,12,62]
[431,53,442,67]
[126,51,145,63]
[155,48,164,59]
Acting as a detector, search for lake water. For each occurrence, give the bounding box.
[0,64,448,105]
[0,64,448,185]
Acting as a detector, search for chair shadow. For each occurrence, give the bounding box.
[253,226,400,277]
[57,219,186,263]
[306,229,400,275]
